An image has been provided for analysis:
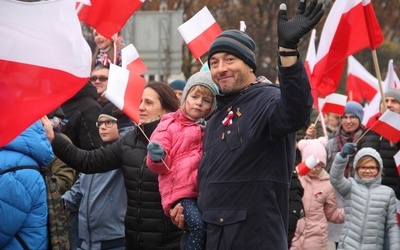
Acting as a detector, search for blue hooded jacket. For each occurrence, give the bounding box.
[0,121,54,249]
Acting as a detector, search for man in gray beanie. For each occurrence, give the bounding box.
[170,0,324,249]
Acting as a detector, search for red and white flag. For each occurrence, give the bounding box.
[77,0,145,39]
[394,150,400,177]
[0,0,91,147]
[304,29,319,108]
[346,56,378,103]
[178,6,222,59]
[321,93,348,115]
[312,0,384,98]
[384,59,400,90]
[297,155,320,176]
[370,109,400,143]
[105,64,146,124]
[362,59,400,125]
[121,44,147,75]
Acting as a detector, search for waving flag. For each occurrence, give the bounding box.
[121,44,147,75]
[305,29,318,108]
[105,64,146,124]
[370,109,400,143]
[312,0,384,97]
[78,0,145,39]
[346,56,378,103]
[0,0,91,147]
[384,59,400,90]
[178,6,222,59]
[321,93,348,115]
[362,59,400,125]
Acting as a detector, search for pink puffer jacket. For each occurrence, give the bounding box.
[146,109,203,215]
[290,170,344,250]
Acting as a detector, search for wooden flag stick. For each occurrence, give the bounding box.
[371,49,387,112]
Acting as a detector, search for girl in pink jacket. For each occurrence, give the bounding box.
[291,137,345,250]
[146,70,217,250]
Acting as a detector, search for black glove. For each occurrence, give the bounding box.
[278,0,324,49]
[340,143,357,158]
[147,141,165,162]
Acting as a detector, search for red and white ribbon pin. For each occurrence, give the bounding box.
[222,111,234,126]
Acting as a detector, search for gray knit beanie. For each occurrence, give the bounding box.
[181,71,217,114]
[384,89,400,103]
[344,101,364,122]
[207,30,257,73]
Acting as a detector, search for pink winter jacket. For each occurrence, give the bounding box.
[146,109,203,216]
[290,169,344,250]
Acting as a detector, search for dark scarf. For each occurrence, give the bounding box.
[332,124,365,177]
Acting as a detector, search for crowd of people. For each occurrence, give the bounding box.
[1,0,400,250]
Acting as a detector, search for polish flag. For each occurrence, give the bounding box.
[78,0,145,39]
[346,56,378,103]
[384,59,400,90]
[362,59,400,125]
[121,44,147,75]
[321,93,348,115]
[105,64,146,124]
[178,6,222,59]
[0,0,91,147]
[297,155,320,176]
[394,150,400,177]
[304,29,319,108]
[370,110,400,143]
[312,0,384,98]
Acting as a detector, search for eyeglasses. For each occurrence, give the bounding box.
[90,75,108,82]
[357,166,379,172]
[340,115,358,121]
[96,120,116,128]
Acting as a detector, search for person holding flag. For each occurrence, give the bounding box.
[357,88,400,248]
[330,144,400,249]
[41,82,183,250]
[169,0,324,249]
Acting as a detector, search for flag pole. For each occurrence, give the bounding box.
[370,49,387,111]
[198,58,204,66]
[355,127,372,144]
[76,2,84,14]
[134,121,170,171]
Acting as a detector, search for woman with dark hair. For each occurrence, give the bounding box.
[41,82,182,250]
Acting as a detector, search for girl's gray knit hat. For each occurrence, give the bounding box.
[181,70,218,113]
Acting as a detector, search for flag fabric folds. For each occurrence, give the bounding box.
[346,56,378,103]
[0,0,92,147]
[362,59,400,125]
[369,110,400,143]
[178,6,222,60]
[78,0,145,39]
[121,44,147,75]
[394,150,400,177]
[304,29,319,108]
[105,64,146,124]
[312,0,384,98]
[321,93,348,115]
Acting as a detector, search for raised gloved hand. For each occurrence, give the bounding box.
[278,0,324,49]
[147,141,165,162]
[340,143,357,158]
